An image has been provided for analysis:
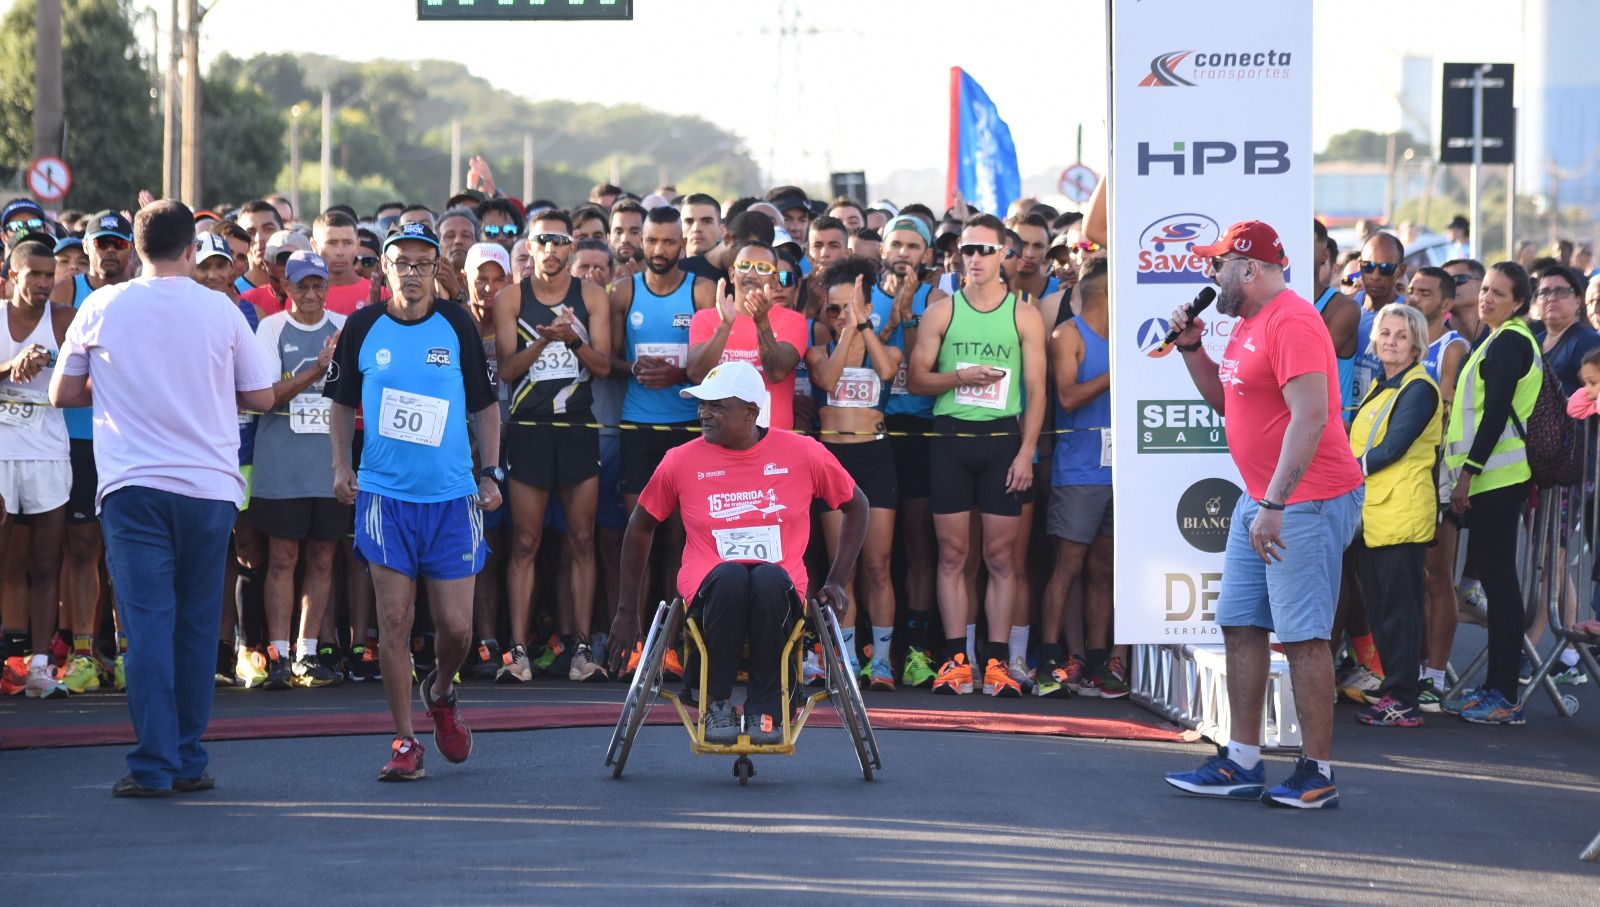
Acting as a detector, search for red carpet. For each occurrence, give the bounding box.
[1,702,1180,750]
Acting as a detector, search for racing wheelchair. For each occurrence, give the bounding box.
[605,593,882,785]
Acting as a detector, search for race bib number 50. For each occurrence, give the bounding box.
[953,362,1010,410]
[712,524,783,564]
[377,387,449,447]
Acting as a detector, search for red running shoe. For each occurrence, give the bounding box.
[420,669,473,764]
[378,736,426,781]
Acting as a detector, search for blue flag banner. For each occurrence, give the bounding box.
[949,68,1021,216]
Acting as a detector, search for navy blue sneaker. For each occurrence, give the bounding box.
[1164,747,1265,799]
[1458,688,1525,725]
[1263,757,1340,809]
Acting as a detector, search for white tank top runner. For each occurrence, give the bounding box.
[0,308,69,460]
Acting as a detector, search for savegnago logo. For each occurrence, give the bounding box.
[1139,49,1294,87]
[1135,212,1219,284]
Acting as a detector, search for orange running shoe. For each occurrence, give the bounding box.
[932,653,973,695]
[1,656,27,695]
[983,658,1022,697]
[617,640,642,680]
[663,647,684,681]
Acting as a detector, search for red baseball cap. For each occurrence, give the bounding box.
[1192,220,1288,268]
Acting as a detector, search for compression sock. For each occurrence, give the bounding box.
[1352,633,1383,674]
[1424,667,1446,689]
[870,626,894,667]
[902,614,929,651]
[73,634,94,656]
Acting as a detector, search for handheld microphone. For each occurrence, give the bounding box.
[1154,287,1217,354]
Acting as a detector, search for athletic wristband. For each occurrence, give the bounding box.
[1176,339,1203,353]
[1257,498,1286,511]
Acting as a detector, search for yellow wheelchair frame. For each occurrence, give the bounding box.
[605,595,881,785]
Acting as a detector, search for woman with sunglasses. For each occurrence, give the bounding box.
[1444,262,1542,724]
[805,257,901,690]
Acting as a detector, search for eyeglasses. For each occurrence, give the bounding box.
[388,258,438,276]
[1208,256,1250,276]
[775,271,797,288]
[483,224,519,239]
[93,236,131,252]
[5,218,44,236]
[732,259,777,276]
[1450,273,1475,285]
[1535,286,1576,301]
[959,243,1002,258]
[1360,260,1399,276]
[529,232,572,247]
[356,255,379,269]
[1341,274,1362,287]
[1070,240,1101,254]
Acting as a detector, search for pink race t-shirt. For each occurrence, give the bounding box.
[241,283,284,316]
[689,306,810,430]
[1215,289,1364,504]
[324,278,372,316]
[638,430,856,600]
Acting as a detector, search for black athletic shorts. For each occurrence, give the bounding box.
[620,421,699,496]
[67,438,98,524]
[251,496,355,542]
[823,439,897,510]
[885,415,932,500]
[929,415,1023,517]
[506,421,600,490]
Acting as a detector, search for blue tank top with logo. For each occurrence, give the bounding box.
[1052,316,1110,486]
[872,279,935,419]
[64,274,95,440]
[621,271,698,424]
[1423,329,1466,385]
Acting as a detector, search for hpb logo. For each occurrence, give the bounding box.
[1135,213,1219,285]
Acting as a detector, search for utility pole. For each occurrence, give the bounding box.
[288,104,302,219]
[32,0,64,169]
[523,132,534,202]
[162,0,179,199]
[449,120,461,196]
[319,89,332,214]
[179,0,202,207]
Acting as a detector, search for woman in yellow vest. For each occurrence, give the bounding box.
[1350,303,1442,728]
[1444,262,1542,725]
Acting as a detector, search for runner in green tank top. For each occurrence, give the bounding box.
[908,213,1046,700]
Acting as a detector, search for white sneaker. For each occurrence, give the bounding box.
[803,650,826,687]
[1338,664,1383,703]
[25,662,68,699]
[495,645,532,683]
[567,643,608,682]
[1007,655,1035,693]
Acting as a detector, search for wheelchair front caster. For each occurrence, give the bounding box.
[733,755,755,786]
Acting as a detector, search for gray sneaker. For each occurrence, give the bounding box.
[747,710,784,745]
[703,699,739,745]
[495,645,532,683]
[568,643,608,683]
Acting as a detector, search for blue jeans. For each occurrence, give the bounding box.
[102,486,237,788]
[1214,487,1365,643]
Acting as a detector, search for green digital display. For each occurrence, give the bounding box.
[417,0,632,21]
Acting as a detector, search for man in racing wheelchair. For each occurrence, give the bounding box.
[605,360,868,745]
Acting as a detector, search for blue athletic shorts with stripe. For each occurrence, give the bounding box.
[354,491,487,580]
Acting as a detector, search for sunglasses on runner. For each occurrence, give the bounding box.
[732,259,777,276]
[94,236,131,252]
[1360,260,1399,276]
[774,270,797,288]
[529,232,572,247]
[356,255,379,269]
[1071,240,1101,254]
[482,224,519,239]
[1341,273,1362,288]
[959,243,1002,258]
[5,217,44,236]
[1451,273,1474,285]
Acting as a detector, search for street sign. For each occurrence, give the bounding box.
[830,171,867,205]
[26,156,71,202]
[1058,162,1098,204]
[1439,62,1514,165]
[416,0,633,20]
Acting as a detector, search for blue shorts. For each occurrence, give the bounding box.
[1214,487,1364,643]
[355,491,487,580]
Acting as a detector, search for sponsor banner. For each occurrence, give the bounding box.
[1110,1,1312,643]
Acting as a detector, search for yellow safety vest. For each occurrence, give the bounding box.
[1444,317,1541,494]
[1350,363,1441,546]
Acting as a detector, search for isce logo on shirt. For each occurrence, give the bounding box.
[425,347,452,368]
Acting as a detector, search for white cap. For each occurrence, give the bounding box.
[640,193,672,211]
[465,242,510,277]
[679,360,771,429]
[772,226,799,250]
[193,232,233,264]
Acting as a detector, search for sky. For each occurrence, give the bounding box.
[11,0,1535,194]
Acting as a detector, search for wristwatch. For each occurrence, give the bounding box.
[480,465,506,484]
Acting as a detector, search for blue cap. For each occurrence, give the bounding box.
[52,236,83,255]
[285,251,329,284]
[382,221,441,253]
[86,210,133,241]
[2,198,45,224]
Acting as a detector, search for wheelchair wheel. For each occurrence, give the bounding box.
[811,600,882,781]
[605,599,680,777]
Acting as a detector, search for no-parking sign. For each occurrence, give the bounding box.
[1058,163,1098,204]
[27,156,71,202]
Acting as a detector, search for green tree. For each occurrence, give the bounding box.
[0,0,158,211]
[1317,129,1431,164]
[200,77,284,208]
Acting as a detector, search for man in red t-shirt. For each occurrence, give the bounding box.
[687,240,809,430]
[606,361,867,745]
[1163,221,1365,810]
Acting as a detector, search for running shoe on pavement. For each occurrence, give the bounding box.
[1007,655,1035,694]
[1416,677,1443,713]
[802,648,826,687]
[1552,664,1589,686]
[983,658,1022,698]
[703,699,739,745]
[420,669,473,764]
[347,644,381,683]
[1337,664,1383,704]
[1164,747,1266,799]
[378,736,426,781]
[262,649,292,691]
[466,640,502,681]
[932,653,974,695]
[1517,654,1533,686]
[1356,695,1423,727]
[496,644,533,683]
[1458,689,1525,725]
[865,656,896,692]
[747,711,783,745]
[1441,685,1485,716]
[568,643,608,682]
[236,647,269,689]
[66,654,102,693]
[1263,757,1340,809]
[1096,656,1130,699]
[1,656,26,695]
[291,654,342,688]
[24,661,68,699]
[318,645,343,676]
[1033,659,1069,698]
[617,641,642,681]
[900,647,936,689]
